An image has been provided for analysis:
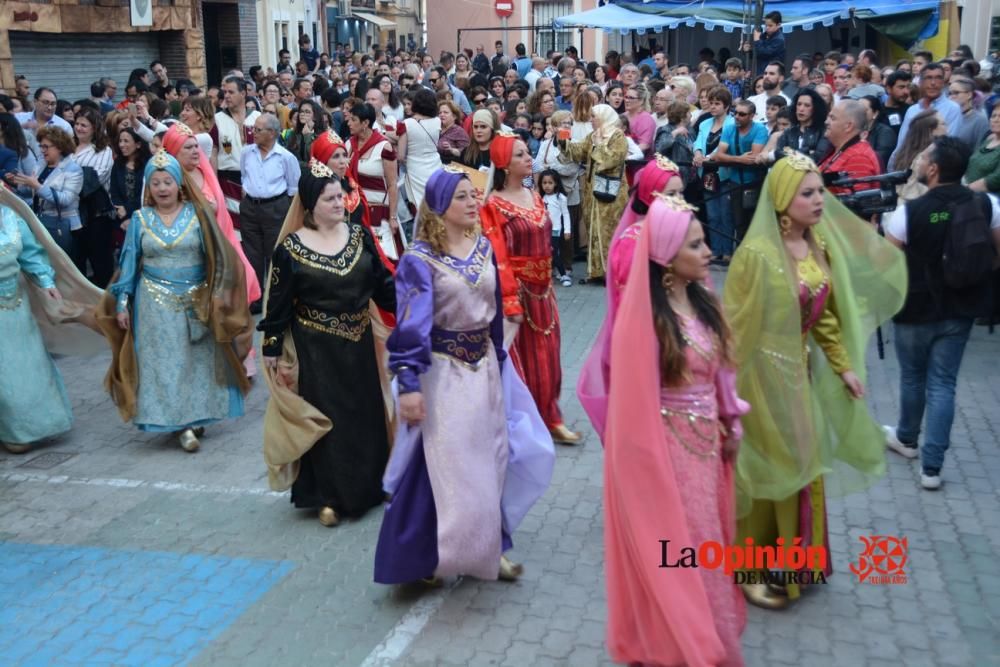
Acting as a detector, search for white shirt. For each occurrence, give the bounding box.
[15,111,73,136]
[215,110,260,172]
[884,193,1000,244]
[747,91,790,124]
[524,69,542,92]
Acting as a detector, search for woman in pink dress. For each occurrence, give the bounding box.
[580,194,748,666]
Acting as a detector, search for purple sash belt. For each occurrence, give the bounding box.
[431,326,491,366]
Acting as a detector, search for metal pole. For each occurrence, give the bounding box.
[502,17,509,54]
[457,29,462,57]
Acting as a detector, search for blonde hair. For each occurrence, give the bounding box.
[414,200,449,255]
[548,109,572,128]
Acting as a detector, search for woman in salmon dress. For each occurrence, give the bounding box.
[580,193,748,666]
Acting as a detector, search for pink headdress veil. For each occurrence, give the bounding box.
[598,195,729,665]
[612,154,681,244]
[163,123,261,303]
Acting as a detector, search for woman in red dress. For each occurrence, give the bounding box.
[481,134,581,444]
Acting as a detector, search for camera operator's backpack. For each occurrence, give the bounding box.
[941,192,995,290]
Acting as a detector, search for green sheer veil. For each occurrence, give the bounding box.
[723,152,908,518]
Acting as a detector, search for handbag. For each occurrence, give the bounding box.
[374,219,408,262]
[589,145,624,204]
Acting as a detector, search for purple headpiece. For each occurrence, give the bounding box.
[424,167,468,215]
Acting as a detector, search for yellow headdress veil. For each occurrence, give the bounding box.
[723,150,908,516]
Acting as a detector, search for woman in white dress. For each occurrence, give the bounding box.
[398,88,443,213]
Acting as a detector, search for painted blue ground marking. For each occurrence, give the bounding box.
[0,542,293,666]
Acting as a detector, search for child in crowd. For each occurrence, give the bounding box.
[538,169,572,287]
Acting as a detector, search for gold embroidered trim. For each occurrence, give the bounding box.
[0,284,22,310]
[660,407,720,459]
[295,305,370,341]
[140,276,205,311]
[138,206,198,249]
[410,238,492,286]
[284,226,363,276]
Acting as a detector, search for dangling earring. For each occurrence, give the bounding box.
[662,263,675,293]
[779,215,792,236]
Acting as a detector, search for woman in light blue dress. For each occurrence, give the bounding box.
[0,188,104,454]
[102,150,253,453]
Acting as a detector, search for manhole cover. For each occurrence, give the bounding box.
[18,452,76,470]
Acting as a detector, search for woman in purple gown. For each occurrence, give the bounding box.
[374,167,554,584]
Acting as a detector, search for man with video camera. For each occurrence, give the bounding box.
[818,99,882,197]
[881,136,1000,491]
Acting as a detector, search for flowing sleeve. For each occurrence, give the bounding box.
[480,199,523,317]
[257,241,294,357]
[609,230,638,306]
[488,250,507,368]
[387,253,433,394]
[812,286,852,375]
[362,228,396,313]
[15,217,56,289]
[715,366,750,441]
[109,210,144,313]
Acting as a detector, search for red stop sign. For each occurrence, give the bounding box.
[495,0,513,18]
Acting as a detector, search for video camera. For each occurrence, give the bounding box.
[823,170,911,218]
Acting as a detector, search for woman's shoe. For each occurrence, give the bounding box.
[178,429,200,453]
[419,576,444,588]
[550,424,582,445]
[318,506,340,527]
[741,582,790,610]
[498,555,524,581]
[2,442,31,455]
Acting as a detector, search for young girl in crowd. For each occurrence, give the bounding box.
[538,169,572,287]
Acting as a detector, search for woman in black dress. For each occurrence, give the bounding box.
[258,159,396,526]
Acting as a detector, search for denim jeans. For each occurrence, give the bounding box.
[705,190,734,257]
[894,318,974,472]
[39,215,73,256]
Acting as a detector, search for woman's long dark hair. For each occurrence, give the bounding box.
[75,107,110,152]
[791,88,828,130]
[114,127,151,169]
[648,262,732,386]
[0,112,29,158]
[372,74,400,109]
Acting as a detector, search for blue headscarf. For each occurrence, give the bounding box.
[424,167,468,215]
[144,149,183,187]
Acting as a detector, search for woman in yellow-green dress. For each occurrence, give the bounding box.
[723,151,907,609]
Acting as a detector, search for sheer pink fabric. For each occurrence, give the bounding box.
[603,203,728,666]
[163,125,261,303]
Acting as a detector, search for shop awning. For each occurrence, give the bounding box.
[554,0,939,47]
[352,12,396,29]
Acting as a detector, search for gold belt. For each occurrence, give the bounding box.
[141,276,205,311]
[295,304,370,342]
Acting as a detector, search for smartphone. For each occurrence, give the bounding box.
[128,103,137,115]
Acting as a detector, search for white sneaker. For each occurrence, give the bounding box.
[920,472,942,490]
[884,425,919,459]
[560,275,572,287]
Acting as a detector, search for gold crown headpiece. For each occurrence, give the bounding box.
[652,192,699,213]
[151,149,174,169]
[173,122,195,137]
[654,154,680,173]
[443,165,466,174]
[309,158,335,178]
[325,129,345,145]
[781,148,819,173]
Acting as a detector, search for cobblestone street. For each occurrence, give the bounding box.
[1,265,999,666]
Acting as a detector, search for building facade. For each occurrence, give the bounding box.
[0,0,263,97]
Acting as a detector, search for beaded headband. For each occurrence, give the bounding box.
[151,149,173,169]
[654,154,680,173]
[309,158,334,178]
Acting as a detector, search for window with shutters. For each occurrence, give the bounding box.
[532,1,573,56]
